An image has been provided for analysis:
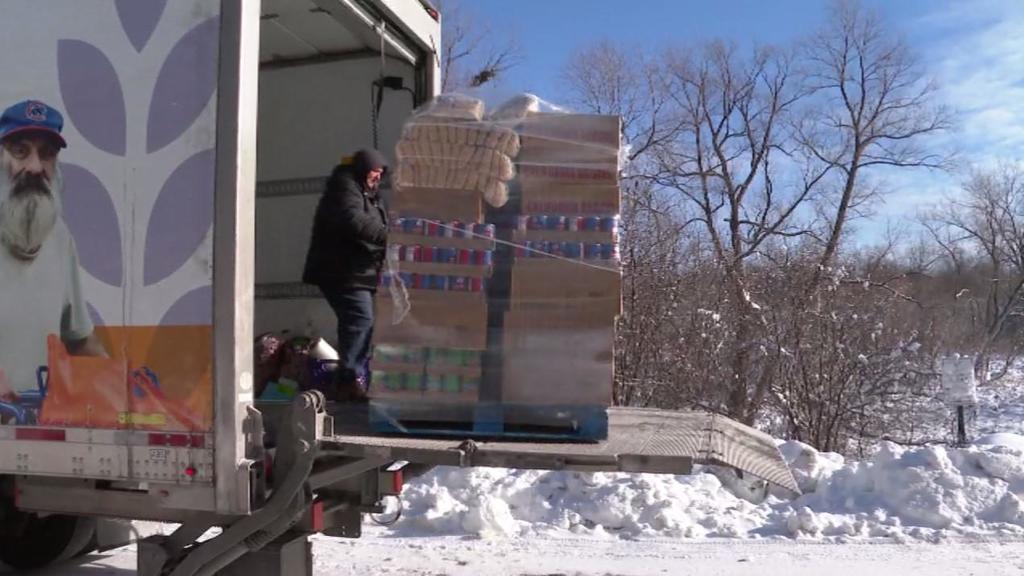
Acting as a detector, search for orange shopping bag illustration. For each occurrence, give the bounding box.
[37,334,128,428]
[37,334,209,430]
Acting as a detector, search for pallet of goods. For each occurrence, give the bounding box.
[371,95,507,406]
[369,94,622,441]
[501,107,622,409]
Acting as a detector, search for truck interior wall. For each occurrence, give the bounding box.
[254,57,416,341]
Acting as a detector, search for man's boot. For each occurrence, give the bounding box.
[336,380,369,403]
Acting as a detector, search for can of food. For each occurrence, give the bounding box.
[550,242,565,257]
[403,218,423,234]
[405,372,423,391]
[516,215,529,231]
[568,216,583,232]
[442,247,458,264]
[423,220,438,236]
[441,374,461,393]
[469,277,484,292]
[407,347,425,363]
[457,248,473,265]
[424,373,443,392]
[430,275,448,290]
[402,245,420,262]
[399,272,414,287]
[546,215,565,230]
[583,216,600,231]
[527,215,544,230]
[412,273,426,289]
[600,216,618,233]
[601,243,617,260]
[563,242,583,259]
[461,375,480,393]
[481,223,496,239]
[418,246,434,262]
[584,243,603,260]
[449,276,468,291]
[474,249,493,266]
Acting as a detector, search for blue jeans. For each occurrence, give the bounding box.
[320,287,375,390]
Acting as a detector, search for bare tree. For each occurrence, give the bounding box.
[797,0,953,294]
[435,0,521,91]
[923,164,1024,381]
[562,0,951,432]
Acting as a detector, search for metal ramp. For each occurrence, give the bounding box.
[320,406,800,494]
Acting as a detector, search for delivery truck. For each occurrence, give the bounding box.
[0,1,797,574]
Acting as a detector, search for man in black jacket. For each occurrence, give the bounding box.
[303,149,388,402]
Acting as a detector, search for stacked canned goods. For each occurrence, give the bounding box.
[372,345,482,394]
[517,214,619,234]
[390,244,494,266]
[514,241,620,261]
[391,218,496,240]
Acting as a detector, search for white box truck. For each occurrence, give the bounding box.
[0,2,796,574]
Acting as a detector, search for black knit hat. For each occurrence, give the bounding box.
[352,148,387,181]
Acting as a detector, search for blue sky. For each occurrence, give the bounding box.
[461,0,1024,245]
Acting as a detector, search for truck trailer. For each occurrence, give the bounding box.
[0,1,797,574]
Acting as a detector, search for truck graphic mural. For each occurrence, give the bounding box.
[0,0,218,431]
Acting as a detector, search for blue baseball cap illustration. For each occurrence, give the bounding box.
[0,100,67,148]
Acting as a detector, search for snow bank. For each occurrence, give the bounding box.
[389,439,1024,542]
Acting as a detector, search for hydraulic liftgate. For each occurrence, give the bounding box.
[129,394,797,576]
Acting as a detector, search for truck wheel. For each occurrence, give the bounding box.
[0,510,96,570]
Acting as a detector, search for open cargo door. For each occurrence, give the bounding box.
[259,0,439,98]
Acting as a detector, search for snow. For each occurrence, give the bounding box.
[16,530,1024,575]
[381,436,1024,543]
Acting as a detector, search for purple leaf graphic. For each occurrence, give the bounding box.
[57,40,127,156]
[160,285,211,325]
[61,163,123,286]
[143,149,214,286]
[116,0,167,52]
[147,16,219,153]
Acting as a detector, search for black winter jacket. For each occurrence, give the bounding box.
[302,164,388,291]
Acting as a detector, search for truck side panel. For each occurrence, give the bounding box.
[0,0,225,497]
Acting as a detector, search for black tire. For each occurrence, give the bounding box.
[0,511,96,570]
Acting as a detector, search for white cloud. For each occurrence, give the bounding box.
[925,2,1024,162]
[852,1,1024,245]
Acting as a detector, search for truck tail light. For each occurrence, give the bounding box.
[380,469,403,496]
[15,428,66,441]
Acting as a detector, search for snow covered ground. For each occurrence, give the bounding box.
[15,530,1024,575]
[7,370,1024,574]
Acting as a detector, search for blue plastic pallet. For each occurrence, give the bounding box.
[367,401,608,442]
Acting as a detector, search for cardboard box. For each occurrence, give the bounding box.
[516,113,621,165]
[500,304,614,406]
[508,259,622,318]
[390,186,483,222]
[517,163,619,190]
[375,290,488,350]
[518,184,621,216]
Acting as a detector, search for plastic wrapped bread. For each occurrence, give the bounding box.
[394,94,518,207]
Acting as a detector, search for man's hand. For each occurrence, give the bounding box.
[66,333,108,358]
